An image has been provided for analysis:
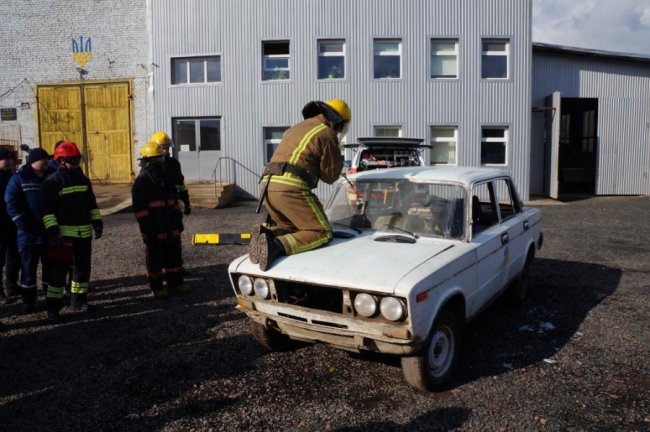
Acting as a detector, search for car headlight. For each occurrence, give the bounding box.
[253,278,270,299]
[380,297,406,321]
[238,275,253,296]
[354,293,378,317]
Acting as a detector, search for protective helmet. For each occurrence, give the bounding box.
[140,142,164,158]
[54,141,81,160]
[150,131,172,146]
[324,99,351,122]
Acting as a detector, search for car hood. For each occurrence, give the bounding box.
[231,232,456,295]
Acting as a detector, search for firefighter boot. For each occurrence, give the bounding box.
[249,224,273,264]
[45,297,62,322]
[168,284,191,295]
[152,287,169,299]
[70,293,89,314]
[21,288,38,314]
[257,233,285,272]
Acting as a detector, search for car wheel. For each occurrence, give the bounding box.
[250,321,294,351]
[401,310,461,392]
[507,261,529,305]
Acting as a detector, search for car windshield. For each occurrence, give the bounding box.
[325,178,466,240]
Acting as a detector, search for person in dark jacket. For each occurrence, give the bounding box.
[150,131,191,215]
[41,141,102,320]
[132,142,188,299]
[4,148,55,313]
[0,148,20,305]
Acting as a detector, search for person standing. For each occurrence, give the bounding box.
[250,99,351,271]
[41,141,102,320]
[4,148,55,313]
[0,148,20,305]
[149,131,191,216]
[131,142,188,299]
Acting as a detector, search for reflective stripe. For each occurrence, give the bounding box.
[60,224,93,238]
[147,271,164,278]
[59,185,89,196]
[157,233,168,240]
[165,267,183,273]
[43,214,58,229]
[289,124,328,165]
[71,280,89,294]
[47,285,65,299]
[265,174,310,190]
[90,208,101,221]
[148,199,176,208]
[176,184,188,192]
[135,210,149,218]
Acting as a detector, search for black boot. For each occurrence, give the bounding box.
[249,224,273,264]
[70,293,89,314]
[257,233,285,272]
[21,288,37,314]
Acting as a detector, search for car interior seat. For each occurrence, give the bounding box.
[472,195,483,235]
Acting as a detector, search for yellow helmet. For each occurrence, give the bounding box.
[140,142,164,158]
[324,98,351,122]
[150,131,172,146]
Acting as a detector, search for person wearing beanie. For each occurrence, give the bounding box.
[0,148,20,304]
[4,146,56,313]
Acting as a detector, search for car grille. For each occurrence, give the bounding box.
[273,280,343,314]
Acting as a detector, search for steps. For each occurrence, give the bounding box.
[186,181,235,208]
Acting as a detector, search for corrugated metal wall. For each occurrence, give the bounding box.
[532,51,650,196]
[152,0,532,199]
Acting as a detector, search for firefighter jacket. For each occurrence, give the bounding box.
[132,164,183,242]
[41,167,102,240]
[0,170,14,236]
[164,156,189,205]
[4,164,56,247]
[266,114,343,191]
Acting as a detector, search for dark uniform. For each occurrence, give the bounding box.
[0,168,20,301]
[132,161,184,296]
[262,114,343,255]
[41,167,102,314]
[165,156,190,212]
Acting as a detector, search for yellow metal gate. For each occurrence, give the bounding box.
[37,81,133,183]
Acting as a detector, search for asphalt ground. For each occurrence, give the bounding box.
[0,196,648,431]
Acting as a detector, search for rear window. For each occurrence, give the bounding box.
[357,149,421,171]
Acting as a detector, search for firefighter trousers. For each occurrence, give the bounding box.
[0,230,20,295]
[264,188,332,255]
[18,243,49,306]
[145,237,183,293]
[46,237,92,313]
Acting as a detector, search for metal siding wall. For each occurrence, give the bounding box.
[531,52,650,195]
[153,0,532,199]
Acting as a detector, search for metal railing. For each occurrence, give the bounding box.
[212,156,260,198]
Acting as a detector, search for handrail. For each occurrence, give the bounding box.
[211,156,260,198]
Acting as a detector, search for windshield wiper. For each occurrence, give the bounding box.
[332,222,361,234]
[382,224,419,239]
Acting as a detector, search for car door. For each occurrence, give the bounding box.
[470,181,508,315]
[493,177,527,284]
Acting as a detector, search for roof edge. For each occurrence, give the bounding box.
[533,42,650,63]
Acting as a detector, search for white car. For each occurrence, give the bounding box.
[344,137,431,174]
[228,166,543,391]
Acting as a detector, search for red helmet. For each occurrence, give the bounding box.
[54,141,81,160]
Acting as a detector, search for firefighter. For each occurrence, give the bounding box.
[0,148,20,305]
[250,98,351,271]
[150,131,191,216]
[41,141,103,320]
[132,142,188,299]
[5,148,56,313]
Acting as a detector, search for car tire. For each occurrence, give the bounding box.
[401,310,461,392]
[507,261,529,305]
[250,321,294,351]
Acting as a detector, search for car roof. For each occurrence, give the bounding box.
[347,166,511,186]
[345,137,429,149]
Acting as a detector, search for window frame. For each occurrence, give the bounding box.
[429,125,458,165]
[429,38,459,79]
[481,38,510,80]
[262,40,291,82]
[480,125,509,166]
[317,38,346,80]
[170,54,223,86]
[171,116,222,153]
[373,38,402,80]
[263,126,289,163]
[373,125,402,137]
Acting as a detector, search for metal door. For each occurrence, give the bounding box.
[544,92,561,199]
[173,117,222,180]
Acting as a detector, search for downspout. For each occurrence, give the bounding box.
[145,0,154,156]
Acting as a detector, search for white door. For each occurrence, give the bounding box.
[173,117,222,181]
[544,92,561,199]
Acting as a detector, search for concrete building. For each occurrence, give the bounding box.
[2,0,649,201]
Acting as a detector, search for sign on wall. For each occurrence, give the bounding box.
[72,36,92,68]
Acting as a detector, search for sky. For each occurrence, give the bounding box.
[532,0,650,56]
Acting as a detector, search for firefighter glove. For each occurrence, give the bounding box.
[92,220,104,240]
[183,201,192,216]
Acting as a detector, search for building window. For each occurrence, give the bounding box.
[172,117,221,152]
[430,126,457,164]
[481,39,509,79]
[263,41,290,81]
[430,39,458,79]
[171,56,221,84]
[374,125,402,137]
[373,39,401,79]
[318,39,345,80]
[263,126,288,162]
[481,126,508,165]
